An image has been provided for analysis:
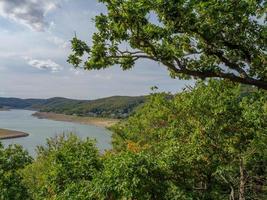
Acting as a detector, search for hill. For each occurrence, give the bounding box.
[0,96,146,118]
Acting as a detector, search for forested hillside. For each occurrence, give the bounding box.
[0,96,146,118]
[39,96,146,118]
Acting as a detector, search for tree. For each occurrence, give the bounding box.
[88,151,179,200]
[68,0,267,89]
[111,80,267,199]
[21,134,102,199]
[0,143,32,200]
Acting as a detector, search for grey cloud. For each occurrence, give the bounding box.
[0,0,59,31]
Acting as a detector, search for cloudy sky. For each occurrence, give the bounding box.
[0,0,192,99]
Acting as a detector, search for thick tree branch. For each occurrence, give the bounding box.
[166,60,267,90]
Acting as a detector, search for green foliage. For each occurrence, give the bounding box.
[47,150,190,200]
[111,80,267,199]
[0,143,32,200]
[89,151,174,200]
[68,0,267,89]
[21,134,101,199]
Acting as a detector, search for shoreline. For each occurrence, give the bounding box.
[0,128,29,140]
[32,112,119,128]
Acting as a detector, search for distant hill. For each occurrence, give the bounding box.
[0,96,146,118]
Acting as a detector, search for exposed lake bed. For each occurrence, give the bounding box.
[32,112,119,128]
[0,128,29,139]
[0,109,112,156]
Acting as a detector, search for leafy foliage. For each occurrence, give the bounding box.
[111,80,267,199]
[68,0,267,89]
[89,151,173,200]
[21,134,101,200]
[0,143,32,200]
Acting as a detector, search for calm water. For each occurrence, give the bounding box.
[0,110,112,156]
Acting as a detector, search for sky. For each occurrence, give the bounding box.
[0,0,192,100]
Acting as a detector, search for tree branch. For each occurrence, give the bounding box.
[190,29,250,78]
[165,60,267,90]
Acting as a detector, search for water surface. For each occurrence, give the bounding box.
[0,110,112,156]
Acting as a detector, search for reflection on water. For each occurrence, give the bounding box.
[0,110,112,156]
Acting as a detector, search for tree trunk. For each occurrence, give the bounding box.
[239,158,246,200]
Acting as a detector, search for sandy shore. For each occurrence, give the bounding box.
[0,128,29,140]
[32,112,119,128]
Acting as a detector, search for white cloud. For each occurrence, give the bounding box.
[47,35,69,49]
[24,57,62,72]
[0,0,60,31]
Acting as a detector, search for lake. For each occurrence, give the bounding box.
[0,109,112,156]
